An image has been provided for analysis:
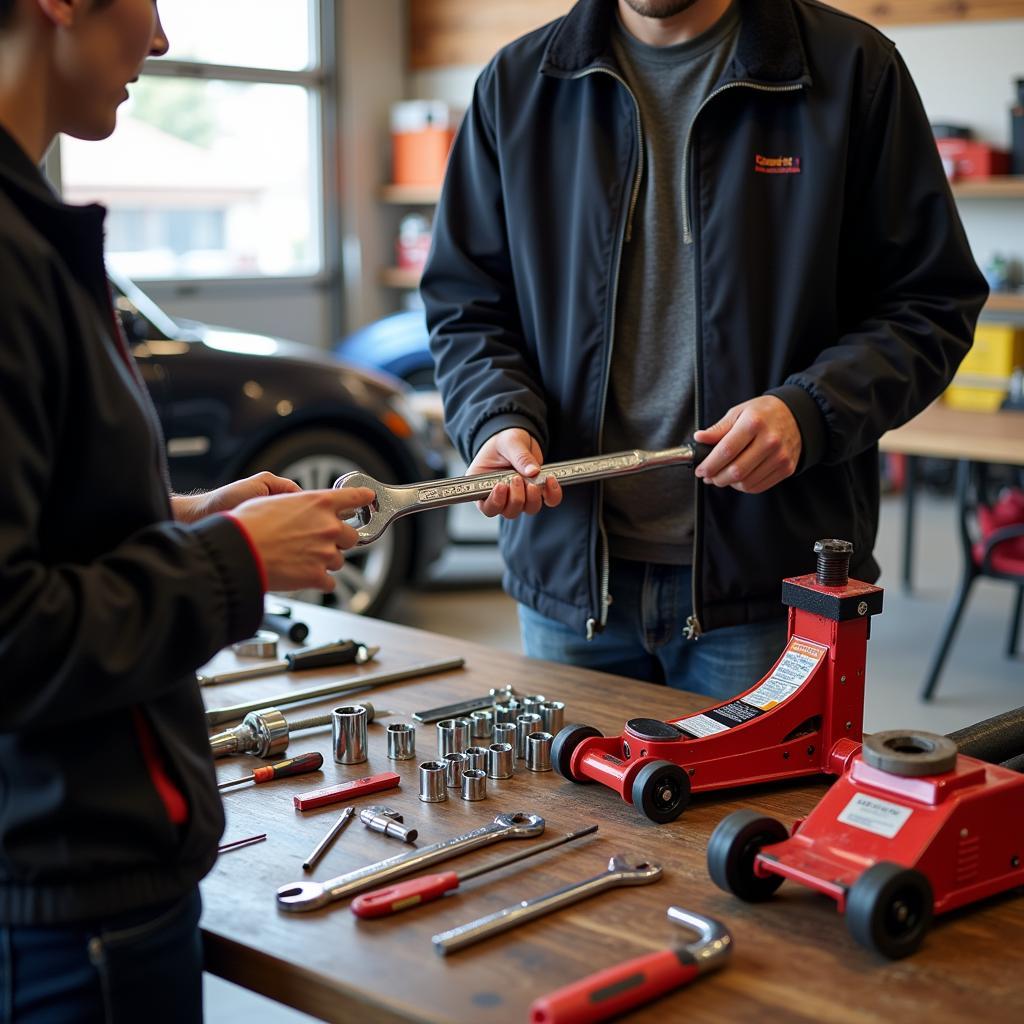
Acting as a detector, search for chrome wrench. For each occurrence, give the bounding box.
[276,812,546,912]
[336,443,708,545]
[431,854,663,955]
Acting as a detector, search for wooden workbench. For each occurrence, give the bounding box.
[199,601,1024,1024]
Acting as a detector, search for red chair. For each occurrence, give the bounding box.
[922,465,1024,700]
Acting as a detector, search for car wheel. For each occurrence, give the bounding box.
[244,429,412,617]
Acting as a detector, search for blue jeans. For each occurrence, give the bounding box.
[519,559,787,701]
[0,887,203,1024]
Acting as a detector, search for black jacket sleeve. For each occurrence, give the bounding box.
[421,64,550,464]
[0,241,263,730]
[768,48,988,469]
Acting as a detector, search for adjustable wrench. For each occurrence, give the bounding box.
[276,812,546,912]
[431,854,663,955]
[336,443,708,545]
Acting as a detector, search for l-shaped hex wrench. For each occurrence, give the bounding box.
[337,443,709,545]
[528,907,732,1024]
[276,812,545,912]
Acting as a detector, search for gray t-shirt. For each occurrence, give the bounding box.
[603,6,740,565]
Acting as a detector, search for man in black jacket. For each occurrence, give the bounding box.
[0,1,373,1019]
[422,0,987,698]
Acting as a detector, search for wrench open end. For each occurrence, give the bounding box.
[276,880,331,912]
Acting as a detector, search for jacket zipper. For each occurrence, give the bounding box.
[571,66,644,638]
[682,78,805,639]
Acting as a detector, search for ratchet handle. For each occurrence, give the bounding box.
[284,640,361,671]
[529,949,699,1024]
[351,871,460,918]
[252,751,324,784]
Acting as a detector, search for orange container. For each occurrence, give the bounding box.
[391,126,455,187]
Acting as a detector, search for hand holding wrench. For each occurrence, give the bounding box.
[336,443,709,545]
[431,854,662,955]
[276,812,545,912]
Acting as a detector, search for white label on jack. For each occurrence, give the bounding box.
[675,714,729,738]
[837,793,913,839]
[743,639,827,710]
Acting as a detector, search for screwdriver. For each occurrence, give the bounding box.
[197,639,379,686]
[217,751,324,791]
[350,824,598,919]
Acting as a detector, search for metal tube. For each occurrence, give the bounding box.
[539,701,565,735]
[419,761,447,803]
[526,732,554,772]
[444,751,468,789]
[204,657,465,727]
[461,769,487,801]
[487,742,514,779]
[515,713,542,760]
[333,705,368,765]
[387,723,416,761]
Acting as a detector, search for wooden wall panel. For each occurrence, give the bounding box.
[408,0,1024,70]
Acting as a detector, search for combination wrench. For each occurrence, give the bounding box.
[276,812,546,912]
[336,443,708,545]
[431,854,663,955]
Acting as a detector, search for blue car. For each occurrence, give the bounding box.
[113,273,448,617]
[335,311,435,391]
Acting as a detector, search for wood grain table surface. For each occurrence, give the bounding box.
[879,402,1024,466]
[199,600,1024,1024]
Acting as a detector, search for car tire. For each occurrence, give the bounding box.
[244,429,412,617]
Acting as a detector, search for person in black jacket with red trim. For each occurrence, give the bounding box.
[0,1,373,1019]
[422,0,987,698]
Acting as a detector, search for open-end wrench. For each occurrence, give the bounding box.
[431,854,663,955]
[528,907,732,1023]
[336,443,708,545]
[276,812,546,913]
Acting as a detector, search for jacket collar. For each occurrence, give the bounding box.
[0,122,109,297]
[541,0,810,85]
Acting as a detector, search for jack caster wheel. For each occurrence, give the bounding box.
[845,862,933,959]
[707,810,788,901]
[631,760,691,824]
[551,725,603,783]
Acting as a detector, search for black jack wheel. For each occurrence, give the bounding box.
[631,760,691,824]
[551,725,603,782]
[845,861,933,959]
[707,809,788,901]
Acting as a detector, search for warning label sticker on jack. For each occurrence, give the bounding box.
[674,637,827,739]
[837,793,913,839]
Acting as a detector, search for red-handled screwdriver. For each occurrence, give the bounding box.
[218,751,324,791]
[350,824,598,919]
[527,907,732,1024]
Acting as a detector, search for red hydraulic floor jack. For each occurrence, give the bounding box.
[707,708,1024,958]
[551,540,883,823]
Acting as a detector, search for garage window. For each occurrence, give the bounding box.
[58,0,328,282]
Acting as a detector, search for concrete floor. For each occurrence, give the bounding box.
[205,489,1023,1021]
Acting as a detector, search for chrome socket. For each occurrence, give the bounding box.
[470,709,494,739]
[464,746,489,772]
[539,701,565,735]
[444,751,468,789]
[487,742,514,779]
[492,721,516,749]
[521,694,547,713]
[437,718,470,757]
[386,723,416,761]
[332,705,368,765]
[419,761,447,803]
[493,700,522,725]
[461,769,487,801]
[526,731,554,772]
[515,713,543,760]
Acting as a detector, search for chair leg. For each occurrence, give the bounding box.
[1008,584,1024,659]
[921,570,978,702]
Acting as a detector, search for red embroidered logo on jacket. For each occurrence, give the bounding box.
[755,154,801,174]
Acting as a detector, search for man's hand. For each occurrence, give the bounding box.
[172,472,301,524]
[231,487,376,593]
[466,428,563,519]
[694,396,802,494]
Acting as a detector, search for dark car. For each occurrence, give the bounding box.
[335,311,435,391]
[113,273,448,617]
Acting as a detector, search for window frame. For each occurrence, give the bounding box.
[54,0,343,341]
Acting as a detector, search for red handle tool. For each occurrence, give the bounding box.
[218,751,324,790]
[351,824,598,918]
[528,907,731,1024]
